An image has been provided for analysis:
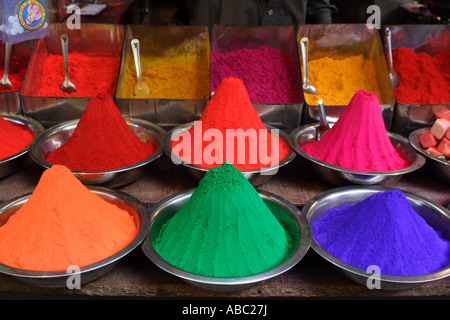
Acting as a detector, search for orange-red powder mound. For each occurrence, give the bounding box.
[171,77,290,171]
[0,165,137,271]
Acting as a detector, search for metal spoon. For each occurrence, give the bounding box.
[316,99,330,141]
[300,37,316,95]
[0,42,13,89]
[60,34,76,93]
[131,38,150,97]
[385,28,399,89]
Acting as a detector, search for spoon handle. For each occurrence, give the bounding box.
[385,28,395,73]
[300,37,310,87]
[1,42,12,86]
[131,39,143,80]
[60,34,70,84]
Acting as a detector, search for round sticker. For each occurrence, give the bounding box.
[18,0,47,31]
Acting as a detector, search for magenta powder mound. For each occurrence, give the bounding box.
[211,46,299,104]
[301,90,411,172]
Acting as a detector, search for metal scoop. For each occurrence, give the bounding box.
[300,37,316,95]
[131,38,150,97]
[385,28,399,89]
[60,34,76,93]
[316,99,330,141]
[0,42,13,89]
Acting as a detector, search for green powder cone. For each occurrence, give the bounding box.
[154,163,293,278]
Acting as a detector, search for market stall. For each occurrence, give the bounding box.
[0,0,449,302]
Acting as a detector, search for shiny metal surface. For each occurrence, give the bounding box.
[289,124,426,186]
[162,122,296,187]
[142,189,311,292]
[409,127,449,184]
[385,24,450,137]
[297,24,395,130]
[29,118,165,188]
[0,187,151,288]
[0,113,44,179]
[302,185,450,290]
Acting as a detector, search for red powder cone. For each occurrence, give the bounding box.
[46,93,156,171]
[171,77,290,171]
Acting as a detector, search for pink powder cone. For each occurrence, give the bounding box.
[301,90,411,171]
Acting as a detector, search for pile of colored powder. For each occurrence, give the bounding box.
[33,53,120,97]
[171,77,291,171]
[393,47,450,104]
[153,163,293,278]
[121,37,210,99]
[0,115,35,160]
[303,55,384,106]
[122,60,209,99]
[312,190,450,276]
[0,165,137,271]
[301,90,411,171]
[46,93,156,171]
[211,46,299,104]
[0,56,27,92]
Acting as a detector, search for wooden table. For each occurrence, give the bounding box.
[0,155,448,300]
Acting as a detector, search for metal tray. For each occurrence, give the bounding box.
[297,24,395,130]
[211,24,304,133]
[385,24,450,137]
[114,25,210,130]
[20,23,124,128]
[302,186,450,290]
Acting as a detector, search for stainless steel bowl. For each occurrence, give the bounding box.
[0,113,44,179]
[142,189,311,292]
[409,127,449,185]
[302,185,450,290]
[0,186,151,288]
[289,124,426,186]
[162,122,296,187]
[29,118,165,188]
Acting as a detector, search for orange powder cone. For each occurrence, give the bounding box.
[0,165,137,271]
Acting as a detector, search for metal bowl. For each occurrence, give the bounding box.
[0,113,44,179]
[141,189,311,292]
[302,185,450,290]
[409,127,449,185]
[289,124,426,186]
[0,186,151,288]
[29,118,165,188]
[162,122,296,187]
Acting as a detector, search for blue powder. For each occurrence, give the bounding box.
[312,190,450,277]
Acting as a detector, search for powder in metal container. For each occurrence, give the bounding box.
[153,163,293,278]
[171,77,290,171]
[0,165,137,271]
[211,46,299,104]
[46,93,156,171]
[393,47,450,104]
[0,115,35,160]
[302,90,411,171]
[312,190,450,276]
